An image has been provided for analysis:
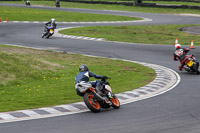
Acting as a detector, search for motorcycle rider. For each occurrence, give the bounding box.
[42,18,57,38]
[75,64,113,98]
[173,43,191,71]
[25,0,30,6]
[55,0,60,7]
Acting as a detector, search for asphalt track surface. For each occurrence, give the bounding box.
[1,3,200,133]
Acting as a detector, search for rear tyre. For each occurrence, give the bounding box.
[84,93,100,113]
[110,94,120,109]
[192,65,200,75]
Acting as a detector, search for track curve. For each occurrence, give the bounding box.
[1,3,200,133]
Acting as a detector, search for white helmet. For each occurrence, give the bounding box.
[51,18,55,23]
[175,44,181,49]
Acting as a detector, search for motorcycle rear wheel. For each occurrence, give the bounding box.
[84,93,100,113]
[192,65,200,75]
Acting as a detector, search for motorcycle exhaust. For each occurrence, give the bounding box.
[93,92,105,101]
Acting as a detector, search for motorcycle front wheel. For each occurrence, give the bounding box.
[41,34,44,38]
[46,34,51,39]
[110,94,120,109]
[84,93,100,113]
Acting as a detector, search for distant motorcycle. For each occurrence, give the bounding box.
[183,54,200,75]
[55,0,60,8]
[75,78,120,113]
[41,26,55,39]
[25,0,30,6]
[55,2,60,8]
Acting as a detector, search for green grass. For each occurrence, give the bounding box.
[0,5,140,21]
[60,24,200,46]
[57,0,200,5]
[2,1,200,14]
[0,45,155,112]
[143,1,200,6]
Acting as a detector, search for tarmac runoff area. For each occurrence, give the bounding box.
[0,56,180,124]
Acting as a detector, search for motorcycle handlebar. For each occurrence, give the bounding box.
[102,77,111,81]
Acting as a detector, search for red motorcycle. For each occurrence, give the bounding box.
[75,78,120,113]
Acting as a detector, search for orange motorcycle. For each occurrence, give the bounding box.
[75,78,120,113]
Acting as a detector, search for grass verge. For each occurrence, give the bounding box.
[1,1,200,14]
[59,24,200,46]
[143,1,200,6]
[0,5,140,21]
[0,44,155,112]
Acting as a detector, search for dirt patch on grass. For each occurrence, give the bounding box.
[0,72,16,86]
[40,60,65,68]
[0,46,49,55]
[119,65,137,71]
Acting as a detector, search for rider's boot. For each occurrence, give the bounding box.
[183,66,190,72]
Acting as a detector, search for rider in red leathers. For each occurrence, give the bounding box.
[173,44,190,71]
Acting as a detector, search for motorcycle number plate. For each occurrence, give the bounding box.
[187,60,194,67]
[50,29,54,33]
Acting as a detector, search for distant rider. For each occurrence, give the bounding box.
[173,44,191,71]
[55,0,60,7]
[75,64,112,98]
[42,18,57,38]
[25,0,30,6]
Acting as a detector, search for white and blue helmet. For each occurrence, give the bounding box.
[79,64,89,72]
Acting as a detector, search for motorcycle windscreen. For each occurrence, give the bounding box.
[105,85,112,92]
